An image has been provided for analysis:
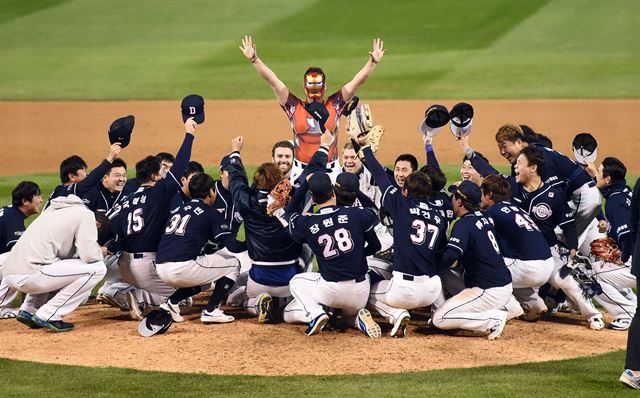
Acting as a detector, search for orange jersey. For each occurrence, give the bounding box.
[281,91,346,164]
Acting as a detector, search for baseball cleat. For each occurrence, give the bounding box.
[16,310,43,329]
[487,319,505,340]
[609,318,631,331]
[357,309,382,339]
[620,369,640,389]
[31,315,75,332]
[305,313,329,336]
[160,301,184,323]
[390,311,410,338]
[126,291,144,321]
[588,316,605,331]
[201,308,234,324]
[101,294,130,311]
[256,293,273,324]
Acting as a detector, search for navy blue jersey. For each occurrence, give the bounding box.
[108,134,194,253]
[124,178,139,193]
[212,180,242,235]
[362,147,447,276]
[441,211,512,289]
[602,180,634,261]
[487,201,552,261]
[156,199,231,263]
[169,189,190,211]
[227,152,302,267]
[288,205,380,282]
[84,184,133,213]
[429,190,454,228]
[0,206,27,254]
[513,184,578,250]
[45,159,113,210]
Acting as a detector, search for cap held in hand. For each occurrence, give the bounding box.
[181,94,205,124]
[108,115,135,148]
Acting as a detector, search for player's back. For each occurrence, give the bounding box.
[393,198,447,277]
[156,199,229,263]
[294,206,374,281]
[0,206,25,254]
[451,211,511,289]
[488,201,551,261]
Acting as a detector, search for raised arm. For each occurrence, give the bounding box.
[227,136,253,214]
[422,134,440,170]
[240,35,289,106]
[73,143,122,198]
[341,38,386,102]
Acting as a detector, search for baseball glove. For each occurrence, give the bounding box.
[266,179,292,216]
[590,237,622,264]
[346,104,374,140]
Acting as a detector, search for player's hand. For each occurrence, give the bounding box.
[422,133,432,146]
[569,249,577,259]
[107,143,122,162]
[239,35,257,62]
[185,117,197,135]
[369,38,386,64]
[320,131,332,147]
[231,136,244,152]
[584,162,597,179]
[457,134,471,152]
[598,220,609,233]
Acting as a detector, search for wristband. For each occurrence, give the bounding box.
[250,55,258,64]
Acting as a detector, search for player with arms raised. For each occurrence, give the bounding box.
[239,35,386,182]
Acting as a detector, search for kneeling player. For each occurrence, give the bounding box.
[155,173,240,324]
[432,181,513,340]
[360,144,446,338]
[282,173,382,337]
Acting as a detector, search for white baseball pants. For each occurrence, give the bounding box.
[0,252,20,316]
[592,258,637,321]
[284,272,370,326]
[4,259,106,321]
[156,253,240,289]
[504,256,554,320]
[432,284,512,333]
[368,271,441,324]
[118,252,175,307]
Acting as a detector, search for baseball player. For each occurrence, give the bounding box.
[281,172,382,337]
[590,157,637,330]
[45,143,123,209]
[512,146,605,329]
[360,144,447,338]
[272,141,294,180]
[155,173,240,324]
[479,174,554,321]
[492,124,601,238]
[342,142,381,207]
[239,35,386,182]
[169,160,205,210]
[82,158,134,310]
[226,136,311,323]
[108,119,197,320]
[0,182,42,319]
[3,194,106,332]
[124,152,175,193]
[431,180,513,340]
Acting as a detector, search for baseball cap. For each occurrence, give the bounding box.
[335,172,359,193]
[108,115,135,148]
[449,180,481,206]
[449,102,474,138]
[181,94,205,124]
[572,133,598,165]
[308,172,333,198]
[220,155,231,171]
[138,309,173,337]
[418,104,450,136]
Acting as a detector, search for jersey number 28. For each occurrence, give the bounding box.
[318,228,354,259]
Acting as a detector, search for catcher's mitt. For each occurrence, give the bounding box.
[266,179,292,216]
[590,237,622,264]
[346,104,374,140]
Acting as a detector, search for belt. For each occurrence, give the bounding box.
[403,274,414,281]
[587,180,596,188]
[332,275,367,283]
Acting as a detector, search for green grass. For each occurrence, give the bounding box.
[0,350,636,397]
[0,0,638,100]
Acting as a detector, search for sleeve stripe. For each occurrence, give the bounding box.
[447,243,464,254]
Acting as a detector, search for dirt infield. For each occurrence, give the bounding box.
[0,300,627,376]
[0,100,638,176]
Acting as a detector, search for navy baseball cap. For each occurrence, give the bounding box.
[138,309,173,337]
[220,155,231,171]
[572,133,598,165]
[449,180,481,206]
[308,172,333,197]
[181,94,205,124]
[419,104,450,135]
[335,172,359,193]
[108,115,135,148]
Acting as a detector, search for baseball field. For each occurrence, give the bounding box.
[0,0,639,396]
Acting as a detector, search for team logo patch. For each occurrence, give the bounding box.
[532,203,552,220]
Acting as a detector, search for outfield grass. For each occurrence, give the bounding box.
[0,0,637,100]
[0,350,636,397]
